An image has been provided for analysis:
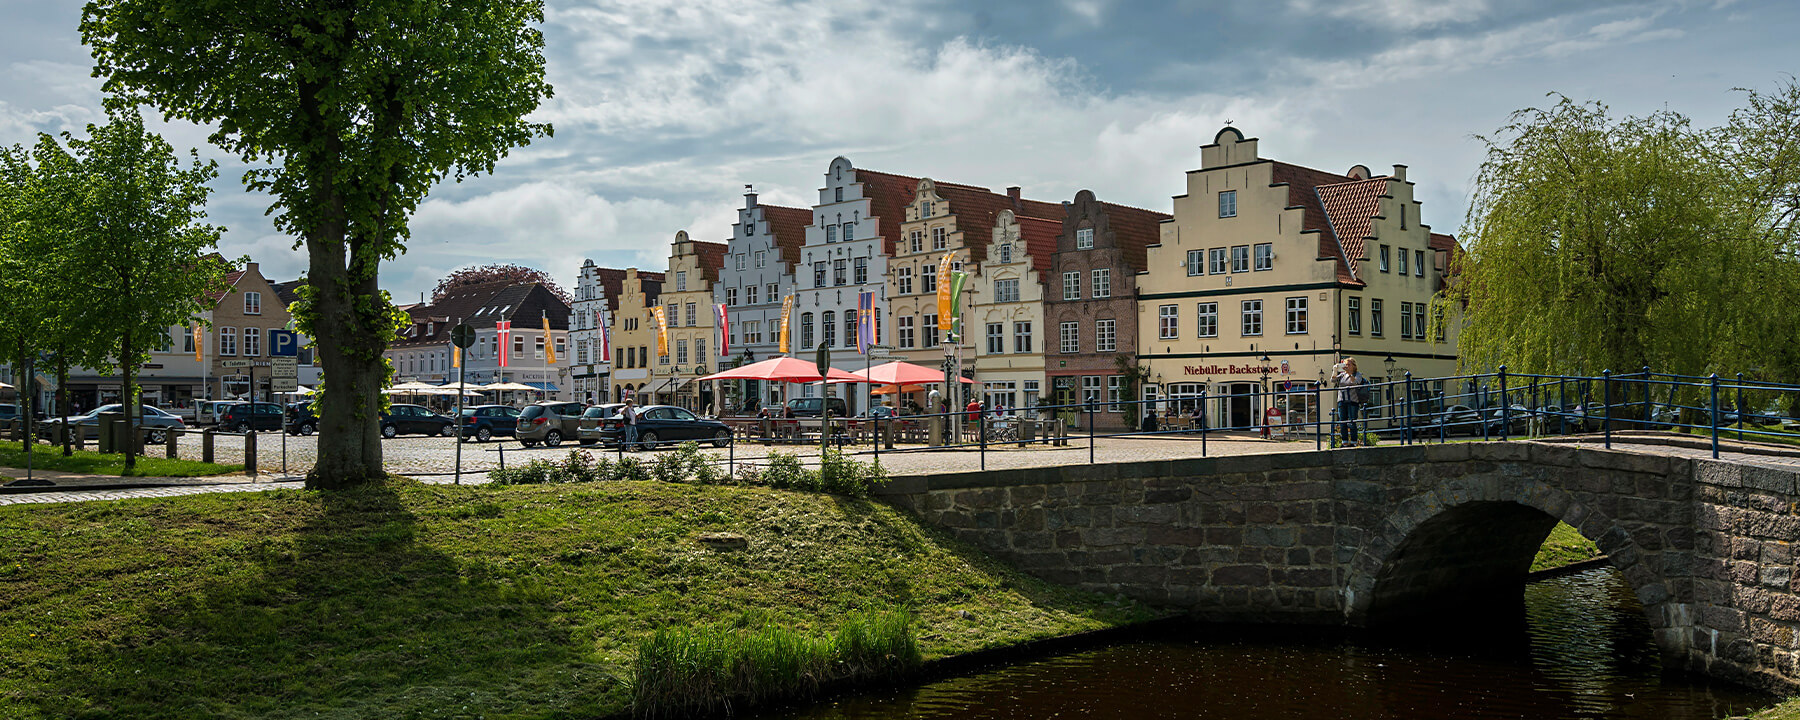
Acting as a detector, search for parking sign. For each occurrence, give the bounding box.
[269,330,299,357]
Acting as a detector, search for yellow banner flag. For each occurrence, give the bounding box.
[936,252,955,336]
[192,324,204,362]
[653,306,669,357]
[779,294,794,354]
[453,345,461,368]
[543,315,556,364]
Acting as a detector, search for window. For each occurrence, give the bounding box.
[986,323,1004,353]
[922,265,936,295]
[1062,271,1081,301]
[754,250,766,268]
[899,316,915,348]
[898,267,913,295]
[835,187,843,202]
[1060,321,1079,353]
[909,231,923,253]
[1371,299,1384,336]
[726,287,738,306]
[1285,297,1308,334]
[745,285,758,305]
[1241,299,1263,336]
[995,278,1020,303]
[1014,321,1033,353]
[1400,301,1413,338]
[182,325,196,353]
[1076,227,1094,249]
[676,339,688,364]
[676,271,687,292]
[745,320,763,344]
[1254,243,1273,271]
[1209,247,1228,275]
[244,291,261,315]
[243,328,261,356]
[1092,269,1111,298]
[1197,302,1218,337]
[515,334,526,356]
[1397,248,1408,276]
[685,303,697,327]
[853,257,868,284]
[1347,297,1362,335]
[736,253,746,271]
[813,262,826,287]
[1230,245,1250,273]
[1082,375,1102,404]
[844,315,855,348]
[800,313,814,348]
[931,227,946,250]
[1379,245,1390,273]
[578,340,590,365]
[822,311,836,347]
[1107,376,1124,412]
[1024,380,1040,406]
[833,259,847,286]
[766,283,778,300]
[1434,306,1446,342]
[1158,305,1178,340]
[999,244,1013,264]
[1187,249,1204,276]
[923,314,939,347]
[1218,190,1237,218]
[1415,250,1426,278]
[694,337,705,362]
[826,225,837,243]
[1097,319,1117,352]
[1415,304,1428,341]
[218,327,237,355]
[842,222,855,241]
[922,201,933,217]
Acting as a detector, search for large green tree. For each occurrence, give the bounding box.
[0,144,48,451]
[55,109,231,470]
[82,0,554,488]
[1444,87,1800,385]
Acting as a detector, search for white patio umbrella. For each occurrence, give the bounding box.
[480,382,540,391]
[0,381,13,391]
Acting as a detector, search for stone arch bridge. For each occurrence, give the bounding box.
[875,440,1800,693]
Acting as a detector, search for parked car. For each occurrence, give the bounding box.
[784,397,848,418]
[591,404,732,450]
[1431,405,1484,436]
[218,402,285,432]
[195,400,246,426]
[1483,404,1532,436]
[459,404,521,442]
[41,404,186,442]
[0,403,16,422]
[515,401,587,447]
[285,402,318,435]
[575,403,627,445]
[381,403,456,438]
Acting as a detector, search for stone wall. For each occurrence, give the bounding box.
[875,441,1800,693]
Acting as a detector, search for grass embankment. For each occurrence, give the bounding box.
[0,478,1152,719]
[1751,698,1800,719]
[0,441,242,477]
[1531,521,1603,572]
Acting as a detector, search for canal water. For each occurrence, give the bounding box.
[760,567,1775,719]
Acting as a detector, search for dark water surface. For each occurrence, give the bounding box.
[759,568,1775,719]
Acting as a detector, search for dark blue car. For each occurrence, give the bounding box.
[459,404,521,442]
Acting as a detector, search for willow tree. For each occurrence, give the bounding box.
[83,0,554,487]
[1442,93,1791,379]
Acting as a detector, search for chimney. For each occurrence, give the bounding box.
[1392,164,1407,182]
[744,184,758,208]
[246,261,259,276]
[1007,186,1021,210]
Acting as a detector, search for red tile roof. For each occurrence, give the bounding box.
[851,168,922,256]
[1270,161,1364,285]
[1016,215,1062,278]
[1097,201,1171,274]
[761,204,812,272]
[1429,232,1461,290]
[204,270,247,304]
[588,267,630,310]
[926,182,1061,265]
[691,240,729,285]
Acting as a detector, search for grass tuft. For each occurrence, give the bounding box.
[1532,521,1603,572]
[0,441,242,477]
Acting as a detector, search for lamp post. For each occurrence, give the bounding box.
[1258,353,1272,431]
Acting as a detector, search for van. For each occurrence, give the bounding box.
[783,397,848,418]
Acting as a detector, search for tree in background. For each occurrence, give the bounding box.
[0,144,48,452]
[1443,85,1800,388]
[84,0,554,488]
[432,263,572,305]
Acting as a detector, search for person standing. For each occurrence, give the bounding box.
[620,398,639,451]
[1333,358,1370,446]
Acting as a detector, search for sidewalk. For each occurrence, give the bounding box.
[1,465,290,493]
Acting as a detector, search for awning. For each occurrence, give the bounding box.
[641,376,693,396]
[523,381,559,392]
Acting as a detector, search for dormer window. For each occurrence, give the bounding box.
[1075,228,1094,250]
[922,201,933,217]
[999,244,1013,264]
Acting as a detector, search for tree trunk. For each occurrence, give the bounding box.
[56,357,69,457]
[304,234,388,490]
[122,327,136,471]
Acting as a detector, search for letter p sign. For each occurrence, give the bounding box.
[269,330,299,358]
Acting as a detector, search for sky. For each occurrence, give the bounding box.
[1,0,1793,303]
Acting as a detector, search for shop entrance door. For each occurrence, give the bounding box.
[1226,383,1256,429]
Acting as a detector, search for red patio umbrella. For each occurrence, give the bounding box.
[851,360,978,387]
[698,356,864,383]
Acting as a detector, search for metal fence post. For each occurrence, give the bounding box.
[1498,366,1509,441]
[1312,385,1321,451]
[1404,371,1414,445]
[1736,372,1745,441]
[873,415,880,464]
[1201,390,1209,457]
[1603,369,1612,449]
[1086,397,1096,465]
[245,429,258,477]
[1710,373,1721,459]
[979,411,986,471]
[1643,366,1652,430]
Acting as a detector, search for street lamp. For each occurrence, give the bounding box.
[1258,353,1272,430]
[1383,355,1397,380]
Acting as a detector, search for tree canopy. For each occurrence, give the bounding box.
[432,263,572,305]
[83,0,554,487]
[1443,83,1800,384]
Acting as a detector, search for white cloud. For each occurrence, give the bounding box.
[1287,0,1490,30]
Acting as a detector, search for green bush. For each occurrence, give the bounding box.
[761,451,808,490]
[631,608,919,719]
[488,450,614,485]
[818,448,887,498]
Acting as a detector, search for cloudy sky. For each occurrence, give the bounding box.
[1,0,1791,302]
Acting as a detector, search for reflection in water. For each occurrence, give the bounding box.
[759,568,1773,720]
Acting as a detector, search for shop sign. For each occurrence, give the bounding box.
[1181,364,1279,376]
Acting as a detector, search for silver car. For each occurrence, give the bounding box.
[42,404,187,442]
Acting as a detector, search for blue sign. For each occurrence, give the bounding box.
[269,330,300,357]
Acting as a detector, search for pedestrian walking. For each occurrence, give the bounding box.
[1334,358,1371,446]
[620,398,640,451]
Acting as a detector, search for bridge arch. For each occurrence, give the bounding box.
[1342,473,1679,651]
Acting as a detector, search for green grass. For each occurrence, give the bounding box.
[0,441,243,477]
[0,478,1154,719]
[1751,697,1800,719]
[1531,521,1603,572]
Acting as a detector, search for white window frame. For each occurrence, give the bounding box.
[1187,249,1204,276]
[1097,318,1117,352]
[1197,302,1218,338]
[242,327,261,356]
[1285,297,1308,335]
[1347,296,1362,335]
[1230,245,1250,273]
[1091,269,1111,299]
[1060,321,1079,354]
[1209,247,1228,275]
[898,316,915,348]
[1218,190,1237,218]
[986,322,1004,354]
[218,326,237,356]
[1371,299,1384,337]
[1254,243,1273,271]
[1241,299,1263,337]
[898,267,913,295]
[1076,227,1094,250]
[243,291,261,315]
[1014,321,1033,353]
[995,278,1020,303]
[1158,304,1178,340]
[1400,301,1413,339]
[1062,271,1081,301]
